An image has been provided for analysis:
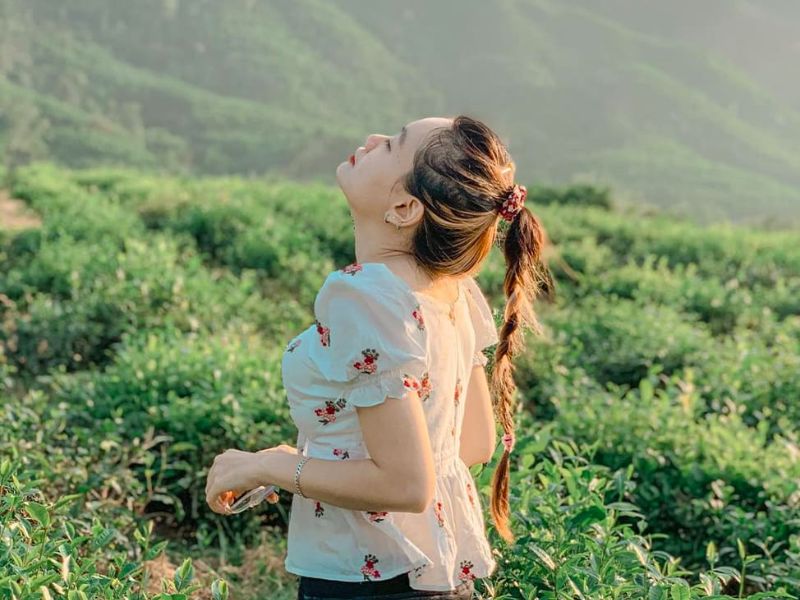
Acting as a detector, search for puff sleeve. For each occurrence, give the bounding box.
[306,269,430,408]
[464,276,499,367]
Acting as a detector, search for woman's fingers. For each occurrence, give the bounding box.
[219,490,236,506]
[217,498,232,514]
[207,489,234,514]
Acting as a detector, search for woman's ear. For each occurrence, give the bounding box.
[393,197,425,227]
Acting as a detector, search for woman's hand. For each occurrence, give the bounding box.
[205,448,283,515]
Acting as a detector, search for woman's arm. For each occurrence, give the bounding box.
[459,364,497,468]
[257,393,436,514]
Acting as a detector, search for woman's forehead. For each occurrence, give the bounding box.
[403,117,452,149]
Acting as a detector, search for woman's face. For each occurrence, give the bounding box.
[336,117,452,225]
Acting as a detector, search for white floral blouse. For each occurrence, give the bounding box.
[280,261,500,591]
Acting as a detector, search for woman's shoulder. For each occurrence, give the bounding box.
[315,262,413,309]
[306,262,429,386]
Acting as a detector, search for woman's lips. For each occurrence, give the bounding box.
[349,154,355,166]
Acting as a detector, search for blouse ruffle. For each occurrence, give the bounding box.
[306,266,429,407]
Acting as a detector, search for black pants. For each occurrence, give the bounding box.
[297,571,475,600]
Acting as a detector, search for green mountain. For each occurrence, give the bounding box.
[1,0,799,225]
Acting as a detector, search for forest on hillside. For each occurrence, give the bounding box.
[2,0,800,225]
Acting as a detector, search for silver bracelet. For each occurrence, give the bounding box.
[294,456,311,498]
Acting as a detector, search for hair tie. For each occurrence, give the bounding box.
[501,432,516,454]
[497,184,527,222]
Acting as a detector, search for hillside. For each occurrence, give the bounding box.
[1,0,800,225]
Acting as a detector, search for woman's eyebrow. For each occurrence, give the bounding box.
[398,125,408,148]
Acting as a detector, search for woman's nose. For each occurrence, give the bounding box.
[364,134,385,151]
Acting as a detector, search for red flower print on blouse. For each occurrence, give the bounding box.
[433,500,445,527]
[361,553,381,580]
[458,560,476,581]
[332,448,350,460]
[314,501,325,518]
[314,398,347,425]
[286,338,301,353]
[466,482,475,507]
[420,372,432,401]
[365,510,388,523]
[454,377,462,406]
[401,370,432,401]
[354,348,379,375]
[341,263,363,276]
[402,373,420,392]
[412,303,425,331]
[315,319,330,347]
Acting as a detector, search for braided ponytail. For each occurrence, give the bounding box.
[488,201,556,544]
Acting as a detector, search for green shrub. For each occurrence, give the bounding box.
[10,163,145,244]
[548,296,714,387]
[0,458,228,600]
[4,163,799,597]
[477,420,797,598]
[691,323,800,437]
[551,370,800,587]
[528,183,614,210]
[0,232,288,378]
[50,326,292,539]
[0,387,231,599]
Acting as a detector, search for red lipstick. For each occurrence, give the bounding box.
[349,154,355,166]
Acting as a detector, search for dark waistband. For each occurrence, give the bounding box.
[298,571,474,598]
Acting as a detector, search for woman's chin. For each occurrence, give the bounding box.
[335,161,347,183]
[334,167,352,196]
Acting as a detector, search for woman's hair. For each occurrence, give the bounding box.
[396,114,556,544]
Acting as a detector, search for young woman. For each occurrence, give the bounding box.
[206,115,555,599]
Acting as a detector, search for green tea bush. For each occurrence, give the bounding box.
[527,183,614,210]
[552,370,800,589]
[0,386,230,599]
[691,323,800,436]
[548,296,714,387]
[10,163,145,245]
[507,331,606,423]
[64,167,360,291]
[546,234,616,297]
[0,458,227,600]
[49,326,292,537]
[476,421,797,598]
[586,256,759,336]
[4,164,799,597]
[759,277,800,320]
[1,291,127,377]
[0,232,286,378]
[133,183,343,293]
[563,207,800,288]
[1,234,121,301]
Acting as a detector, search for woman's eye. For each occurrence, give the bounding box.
[384,138,391,151]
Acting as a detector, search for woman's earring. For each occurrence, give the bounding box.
[384,213,400,230]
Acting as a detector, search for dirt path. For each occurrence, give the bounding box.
[0,190,41,230]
